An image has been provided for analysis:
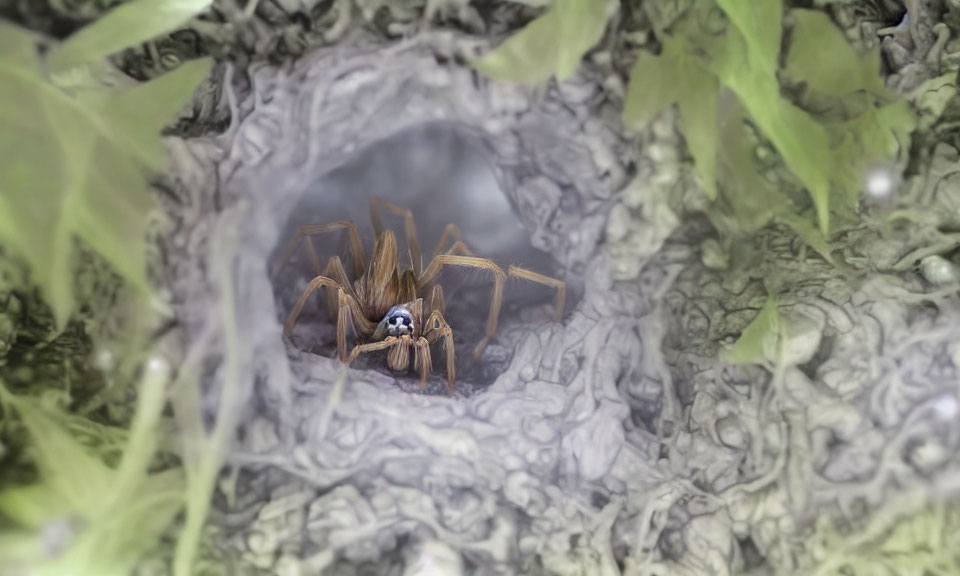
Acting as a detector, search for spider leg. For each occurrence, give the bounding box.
[346,337,398,366]
[272,220,366,280]
[321,256,355,318]
[507,265,567,322]
[412,337,433,390]
[428,284,445,315]
[284,275,374,361]
[419,254,506,361]
[432,223,475,258]
[424,310,455,394]
[370,198,423,277]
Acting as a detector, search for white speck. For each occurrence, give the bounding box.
[864,167,896,199]
[934,396,958,420]
[94,348,114,371]
[42,518,76,558]
[920,255,958,285]
[147,356,169,375]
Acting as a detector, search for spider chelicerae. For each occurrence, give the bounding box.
[272,198,566,394]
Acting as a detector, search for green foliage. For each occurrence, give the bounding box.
[0,18,212,328]
[622,0,916,240]
[0,365,183,576]
[47,0,215,72]
[723,293,780,365]
[783,9,885,97]
[472,0,614,85]
[805,499,960,576]
[471,0,914,252]
[1,2,216,575]
[717,8,835,235]
[624,36,719,198]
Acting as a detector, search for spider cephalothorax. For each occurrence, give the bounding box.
[272,198,566,394]
[378,306,415,338]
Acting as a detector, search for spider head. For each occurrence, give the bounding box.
[383,306,414,337]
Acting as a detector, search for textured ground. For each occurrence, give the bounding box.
[148,2,960,575]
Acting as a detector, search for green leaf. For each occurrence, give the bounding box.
[677,66,720,199]
[623,50,681,129]
[830,99,916,209]
[724,293,780,365]
[0,531,45,566]
[554,0,612,80]
[715,0,782,73]
[623,35,721,199]
[47,0,215,71]
[0,131,71,321]
[715,96,784,233]
[0,20,211,327]
[0,483,72,529]
[101,58,212,168]
[1,394,113,519]
[778,212,836,265]
[42,470,185,576]
[784,9,886,97]
[473,0,612,85]
[716,28,834,233]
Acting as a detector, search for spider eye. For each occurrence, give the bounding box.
[388,317,397,325]
[434,320,440,328]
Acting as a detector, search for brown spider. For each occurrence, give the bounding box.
[271,198,567,394]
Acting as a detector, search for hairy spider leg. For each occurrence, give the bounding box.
[346,337,397,365]
[272,220,367,280]
[432,223,475,258]
[370,198,423,277]
[428,284,445,315]
[423,309,456,393]
[284,275,375,361]
[411,336,433,389]
[419,254,506,361]
[346,336,434,390]
[506,265,567,322]
[320,256,355,319]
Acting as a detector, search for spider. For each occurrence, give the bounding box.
[271,198,567,394]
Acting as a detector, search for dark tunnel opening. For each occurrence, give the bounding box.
[268,122,577,393]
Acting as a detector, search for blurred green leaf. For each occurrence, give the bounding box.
[830,99,916,208]
[784,9,886,97]
[779,212,836,265]
[0,392,112,519]
[41,470,185,576]
[715,0,782,73]
[0,483,72,529]
[623,37,719,198]
[0,20,211,327]
[677,66,719,200]
[623,51,680,129]
[109,358,172,509]
[473,0,613,85]
[103,58,213,170]
[724,293,780,365]
[0,531,45,567]
[715,96,784,233]
[47,0,215,71]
